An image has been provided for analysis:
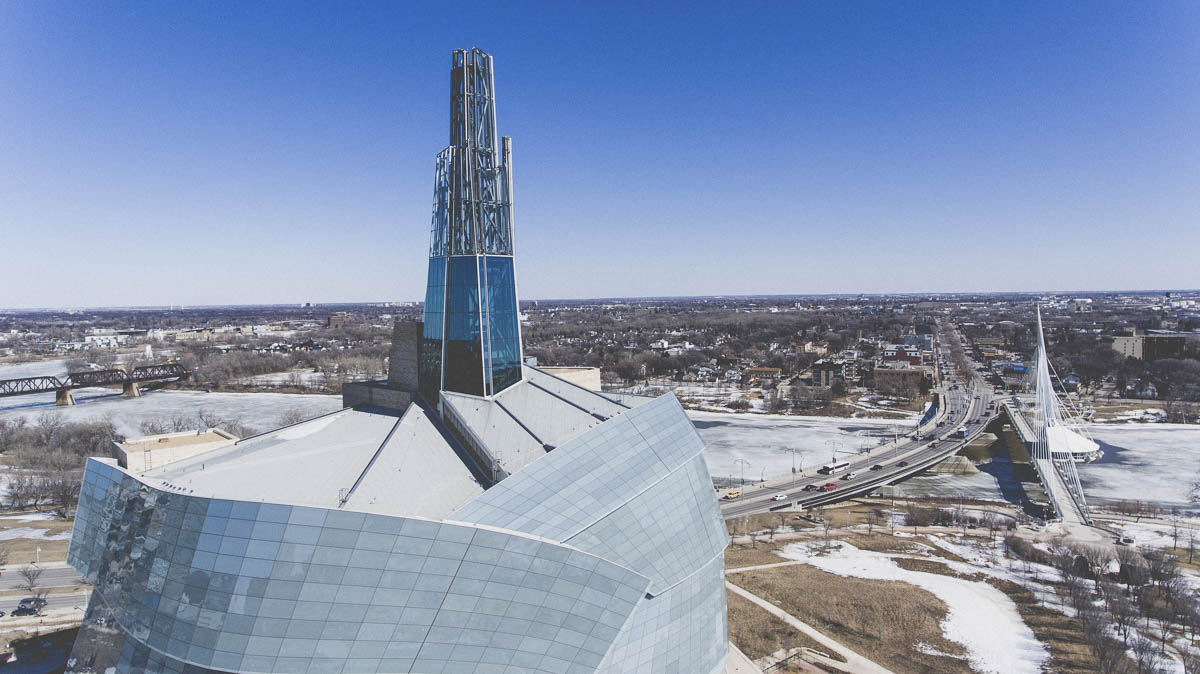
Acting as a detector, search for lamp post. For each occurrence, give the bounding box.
[735,458,750,486]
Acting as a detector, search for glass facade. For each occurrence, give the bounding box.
[69,460,654,674]
[481,256,521,394]
[419,258,446,402]
[420,255,521,400]
[67,391,729,674]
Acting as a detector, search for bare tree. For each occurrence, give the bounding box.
[18,565,44,597]
[1183,647,1200,674]
[0,542,9,572]
[276,408,310,427]
[1130,634,1160,674]
[865,509,881,536]
[1109,590,1137,645]
[1082,545,1111,591]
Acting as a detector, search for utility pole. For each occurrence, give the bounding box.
[735,458,749,486]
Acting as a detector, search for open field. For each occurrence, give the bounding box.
[728,560,972,674]
[725,590,847,663]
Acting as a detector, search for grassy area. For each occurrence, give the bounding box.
[0,513,73,565]
[725,542,791,569]
[845,533,967,563]
[728,564,973,674]
[725,590,847,663]
[1091,400,1166,421]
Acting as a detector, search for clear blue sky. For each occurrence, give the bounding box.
[2,1,1197,308]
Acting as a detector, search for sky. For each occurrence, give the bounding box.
[1,1,1198,308]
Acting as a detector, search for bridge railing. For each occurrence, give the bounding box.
[0,363,191,398]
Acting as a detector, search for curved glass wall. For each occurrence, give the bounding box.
[69,460,651,674]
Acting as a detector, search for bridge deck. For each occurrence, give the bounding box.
[0,364,190,398]
[1034,457,1087,525]
[1003,402,1090,525]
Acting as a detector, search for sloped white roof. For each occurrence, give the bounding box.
[440,367,643,476]
[341,404,484,519]
[1047,426,1101,456]
[144,405,484,518]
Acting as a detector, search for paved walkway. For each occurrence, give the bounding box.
[725,580,893,674]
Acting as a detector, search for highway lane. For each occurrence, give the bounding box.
[720,326,998,518]
[0,566,85,592]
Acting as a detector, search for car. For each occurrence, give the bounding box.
[802,484,819,492]
[821,483,838,491]
[898,461,910,467]
[11,607,35,617]
[722,491,741,500]
[843,472,857,480]
[870,464,884,471]
[772,493,788,501]
[17,597,46,611]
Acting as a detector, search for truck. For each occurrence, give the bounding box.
[955,426,968,438]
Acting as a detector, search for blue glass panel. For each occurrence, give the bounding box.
[419,257,447,399]
[443,256,484,396]
[484,256,522,393]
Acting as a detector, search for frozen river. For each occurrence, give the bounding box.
[689,410,913,483]
[3,360,1198,505]
[1080,425,1200,506]
[0,359,341,438]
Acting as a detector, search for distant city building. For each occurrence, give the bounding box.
[742,366,782,383]
[327,313,353,329]
[67,49,729,674]
[873,365,933,395]
[1111,332,1185,361]
[881,344,922,366]
[902,333,933,350]
[812,359,857,387]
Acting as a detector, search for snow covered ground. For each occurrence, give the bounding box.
[0,360,342,438]
[777,538,1049,674]
[1079,424,1200,505]
[235,369,326,388]
[689,411,909,482]
[0,526,71,541]
[897,471,1010,501]
[0,387,342,439]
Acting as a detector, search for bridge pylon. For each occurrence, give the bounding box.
[122,381,141,398]
[55,389,76,406]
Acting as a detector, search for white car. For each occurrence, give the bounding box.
[772,494,788,501]
[843,472,858,480]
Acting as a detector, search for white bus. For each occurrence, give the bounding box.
[817,460,850,475]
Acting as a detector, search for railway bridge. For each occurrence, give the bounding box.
[0,363,191,406]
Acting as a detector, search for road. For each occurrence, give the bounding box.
[0,564,89,618]
[0,565,85,592]
[720,323,998,518]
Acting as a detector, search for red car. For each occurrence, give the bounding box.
[822,482,838,491]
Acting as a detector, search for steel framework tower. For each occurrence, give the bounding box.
[420,48,523,402]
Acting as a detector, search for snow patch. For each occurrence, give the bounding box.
[0,527,71,541]
[778,539,1049,674]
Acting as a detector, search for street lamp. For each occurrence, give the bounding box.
[735,458,750,486]
[787,448,804,489]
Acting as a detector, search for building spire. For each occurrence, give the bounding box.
[420,49,523,402]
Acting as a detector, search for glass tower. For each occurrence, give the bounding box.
[420,48,522,401]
